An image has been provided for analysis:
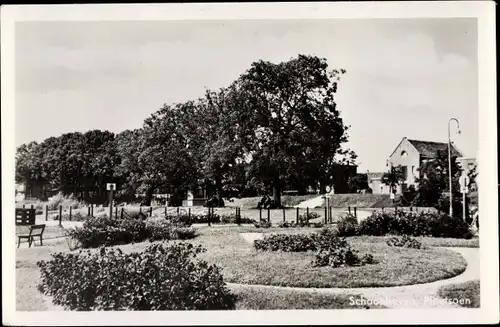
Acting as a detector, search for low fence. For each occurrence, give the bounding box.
[28,202,433,227]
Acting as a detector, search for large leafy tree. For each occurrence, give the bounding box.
[139,103,201,205]
[234,54,353,206]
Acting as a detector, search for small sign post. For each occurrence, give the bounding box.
[459,173,470,221]
[107,183,116,219]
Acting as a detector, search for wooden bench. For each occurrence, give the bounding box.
[17,224,46,248]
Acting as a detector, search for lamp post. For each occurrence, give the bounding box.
[448,118,461,218]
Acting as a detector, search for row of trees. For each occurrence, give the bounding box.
[16,55,357,206]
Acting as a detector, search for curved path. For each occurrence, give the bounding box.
[236,233,479,309]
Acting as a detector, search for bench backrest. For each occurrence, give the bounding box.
[29,224,46,236]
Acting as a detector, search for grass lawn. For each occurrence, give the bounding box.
[231,287,386,309]
[437,280,480,308]
[15,225,472,311]
[112,227,468,288]
[349,235,479,248]
[16,238,69,311]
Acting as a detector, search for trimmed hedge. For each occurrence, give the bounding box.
[65,216,197,248]
[358,211,473,239]
[37,243,236,310]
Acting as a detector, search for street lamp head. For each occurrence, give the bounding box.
[457,129,462,135]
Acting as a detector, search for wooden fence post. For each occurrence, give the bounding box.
[283,208,286,222]
[69,206,72,221]
[296,207,299,224]
[87,206,90,217]
[267,208,270,223]
[208,207,211,226]
[23,204,26,208]
[165,206,167,217]
[324,206,327,224]
[236,207,240,226]
[115,206,118,218]
[121,208,124,219]
[177,207,180,217]
[348,206,351,214]
[306,207,310,224]
[259,208,262,221]
[91,204,94,217]
[149,207,153,217]
[354,207,357,218]
[46,205,48,221]
[59,206,62,226]
[31,204,34,209]
[329,206,332,223]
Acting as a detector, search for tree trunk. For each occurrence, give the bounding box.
[215,174,223,198]
[144,186,155,206]
[273,173,281,207]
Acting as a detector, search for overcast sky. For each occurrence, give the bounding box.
[15,18,478,172]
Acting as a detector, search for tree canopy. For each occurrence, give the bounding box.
[15,55,356,206]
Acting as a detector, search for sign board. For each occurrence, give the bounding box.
[459,175,470,188]
[106,183,116,191]
[461,187,469,194]
[325,186,331,193]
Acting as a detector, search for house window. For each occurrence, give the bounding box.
[401,166,408,180]
[411,166,415,175]
[401,150,408,158]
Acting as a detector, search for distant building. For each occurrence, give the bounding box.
[367,172,391,194]
[368,137,464,195]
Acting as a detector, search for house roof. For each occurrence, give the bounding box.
[407,139,463,159]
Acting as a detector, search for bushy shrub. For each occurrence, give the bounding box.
[298,212,321,223]
[219,213,256,224]
[358,211,472,239]
[169,227,198,240]
[336,213,359,236]
[47,192,87,210]
[254,229,377,268]
[254,234,317,252]
[386,235,423,249]
[66,216,198,248]
[313,237,364,268]
[66,216,148,248]
[61,211,88,221]
[37,243,236,310]
[277,221,324,228]
[166,214,196,226]
[253,220,272,228]
[145,218,173,241]
[358,212,400,236]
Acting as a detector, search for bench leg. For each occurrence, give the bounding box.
[28,237,33,248]
[17,237,21,248]
[40,235,43,246]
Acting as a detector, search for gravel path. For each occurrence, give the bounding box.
[237,232,479,309]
